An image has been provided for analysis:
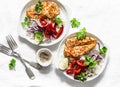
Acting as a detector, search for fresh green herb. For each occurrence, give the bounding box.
[35,31,43,43]
[21,17,31,28]
[54,17,63,25]
[84,61,90,65]
[88,60,98,69]
[9,59,16,70]
[85,55,98,69]
[35,0,42,13]
[77,27,86,40]
[74,72,87,82]
[70,18,80,28]
[99,46,108,55]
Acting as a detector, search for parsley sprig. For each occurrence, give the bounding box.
[35,0,42,13]
[99,46,108,55]
[74,72,87,82]
[35,31,43,43]
[9,59,16,70]
[21,17,31,28]
[77,27,86,40]
[54,17,63,25]
[70,18,80,28]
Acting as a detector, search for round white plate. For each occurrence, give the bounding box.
[18,0,70,46]
[56,32,109,82]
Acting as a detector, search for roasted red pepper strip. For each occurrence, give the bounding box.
[77,60,86,67]
[43,19,64,39]
[66,68,74,75]
[81,67,86,72]
[44,30,50,38]
[55,25,64,39]
[40,17,47,27]
[69,59,77,68]
[44,24,51,38]
[51,23,57,35]
[74,68,81,75]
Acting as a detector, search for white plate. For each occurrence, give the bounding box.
[56,32,109,82]
[18,0,70,46]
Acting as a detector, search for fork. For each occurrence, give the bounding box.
[0,44,42,70]
[6,35,35,80]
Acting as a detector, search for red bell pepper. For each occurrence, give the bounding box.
[43,19,64,39]
[77,60,86,67]
[66,68,74,75]
[74,68,81,75]
[40,17,47,27]
[55,25,64,39]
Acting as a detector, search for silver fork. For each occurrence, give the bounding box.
[6,35,35,80]
[0,44,42,70]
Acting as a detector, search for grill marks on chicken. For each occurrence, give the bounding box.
[64,36,97,57]
[26,1,60,19]
[41,1,60,19]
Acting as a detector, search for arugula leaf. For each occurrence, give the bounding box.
[77,27,86,40]
[9,59,16,70]
[70,18,80,28]
[21,17,31,28]
[54,17,63,25]
[35,31,43,43]
[99,46,108,55]
[35,0,42,13]
[74,72,87,82]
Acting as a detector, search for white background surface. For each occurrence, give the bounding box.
[0,0,120,87]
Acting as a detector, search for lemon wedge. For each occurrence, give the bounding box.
[59,58,68,70]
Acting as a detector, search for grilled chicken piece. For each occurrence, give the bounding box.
[65,36,96,47]
[41,1,60,19]
[26,6,41,19]
[26,1,60,19]
[64,36,97,57]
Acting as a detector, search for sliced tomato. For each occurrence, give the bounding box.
[77,60,86,67]
[66,68,74,75]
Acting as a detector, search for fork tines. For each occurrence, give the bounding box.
[6,35,18,50]
[0,44,11,55]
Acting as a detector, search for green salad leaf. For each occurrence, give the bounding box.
[35,31,43,43]
[77,27,86,40]
[21,17,31,28]
[99,46,108,55]
[54,17,63,25]
[85,55,98,69]
[74,72,87,82]
[35,0,42,13]
[70,18,80,28]
[9,59,16,70]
